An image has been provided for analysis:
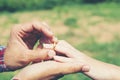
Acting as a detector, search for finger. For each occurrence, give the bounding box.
[14,61,85,80]
[34,21,57,43]
[55,40,76,58]
[34,21,54,39]
[62,63,90,74]
[40,37,58,45]
[28,49,56,62]
[58,62,84,74]
[33,61,84,75]
[42,22,58,43]
[40,37,51,44]
[53,56,73,63]
[51,36,58,43]
[53,56,90,72]
[17,21,54,40]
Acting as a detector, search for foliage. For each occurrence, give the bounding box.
[0,3,120,80]
[82,0,105,3]
[64,17,78,28]
[0,0,120,12]
[76,38,120,65]
[0,0,59,12]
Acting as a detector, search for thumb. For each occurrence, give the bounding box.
[28,49,56,62]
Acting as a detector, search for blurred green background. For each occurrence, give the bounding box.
[0,0,120,80]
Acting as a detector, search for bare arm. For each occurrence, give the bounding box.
[54,40,120,80]
[82,55,120,80]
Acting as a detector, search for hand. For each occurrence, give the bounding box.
[54,40,120,80]
[4,21,57,70]
[54,40,90,72]
[12,61,86,80]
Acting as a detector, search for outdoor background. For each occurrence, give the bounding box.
[0,0,120,80]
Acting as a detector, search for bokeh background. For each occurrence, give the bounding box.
[0,0,120,80]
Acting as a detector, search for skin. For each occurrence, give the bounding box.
[54,40,120,80]
[12,61,86,80]
[4,21,57,70]
[6,22,120,80]
[12,41,90,80]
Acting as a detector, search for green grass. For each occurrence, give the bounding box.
[0,72,15,80]
[61,73,91,80]
[0,3,120,80]
[76,38,120,65]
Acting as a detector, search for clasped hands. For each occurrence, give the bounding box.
[4,21,90,80]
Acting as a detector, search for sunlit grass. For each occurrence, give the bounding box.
[0,3,120,80]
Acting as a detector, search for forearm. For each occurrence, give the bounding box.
[83,55,120,80]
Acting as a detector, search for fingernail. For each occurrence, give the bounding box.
[48,50,56,59]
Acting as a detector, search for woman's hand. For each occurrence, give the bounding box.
[4,21,57,70]
[54,40,120,80]
[54,40,89,66]
[12,61,85,80]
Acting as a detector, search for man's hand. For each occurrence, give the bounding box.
[4,21,56,70]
